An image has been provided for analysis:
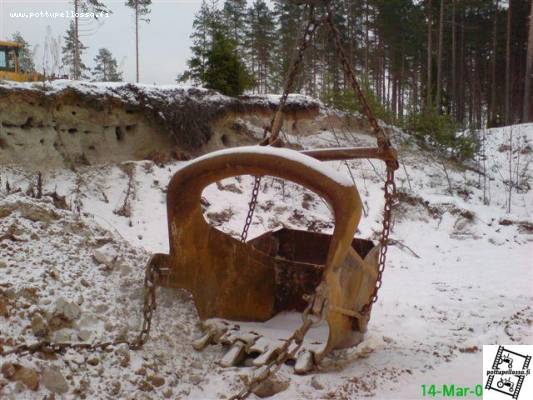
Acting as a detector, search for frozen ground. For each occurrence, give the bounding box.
[0,122,531,399]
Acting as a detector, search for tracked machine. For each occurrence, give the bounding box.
[0,41,42,82]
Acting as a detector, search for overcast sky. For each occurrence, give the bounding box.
[1,0,206,84]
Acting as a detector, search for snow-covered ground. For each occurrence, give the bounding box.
[0,122,531,399]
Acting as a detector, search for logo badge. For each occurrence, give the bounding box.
[484,345,532,399]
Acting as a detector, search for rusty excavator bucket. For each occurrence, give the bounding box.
[151,146,380,371]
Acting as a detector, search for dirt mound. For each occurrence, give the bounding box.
[0,192,206,399]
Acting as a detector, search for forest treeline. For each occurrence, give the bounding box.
[181,0,533,133]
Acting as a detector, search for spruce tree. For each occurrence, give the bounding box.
[10,32,35,73]
[92,48,123,82]
[203,31,253,96]
[62,21,89,79]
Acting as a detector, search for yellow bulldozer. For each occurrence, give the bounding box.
[0,40,42,82]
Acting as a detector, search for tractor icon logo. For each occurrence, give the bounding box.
[497,377,515,393]
[484,345,532,399]
[498,352,514,370]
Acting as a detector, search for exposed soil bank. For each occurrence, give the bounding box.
[0,81,366,169]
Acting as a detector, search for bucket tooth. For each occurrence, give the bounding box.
[220,341,247,367]
[252,365,270,382]
[294,350,315,374]
[192,331,213,351]
[249,337,269,353]
[238,333,260,348]
[194,320,229,350]
[253,346,280,366]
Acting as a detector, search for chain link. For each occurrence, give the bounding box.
[240,176,262,243]
[0,255,161,357]
[240,5,319,243]
[267,5,319,144]
[361,165,397,314]
[323,2,398,314]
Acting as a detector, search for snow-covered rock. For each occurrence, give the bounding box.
[51,297,81,322]
[30,314,48,337]
[92,244,120,269]
[41,367,68,395]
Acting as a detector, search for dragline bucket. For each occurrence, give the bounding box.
[150,146,380,359]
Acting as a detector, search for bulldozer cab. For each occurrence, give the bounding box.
[0,41,20,72]
[0,40,41,82]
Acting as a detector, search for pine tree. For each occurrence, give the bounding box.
[80,0,108,14]
[181,0,531,128]
[426,0,433,110]
[222,0,247,50]
[247,0,276,93]
[203,31,253,96]
[125,0,152,83]
[489,0,499,125]
[272,0,304,91]
[436,0,445,113]
[71,1,110,80]
[505,0,512,124]
[179,0,221,84]
[524,0,533,121]
[62,21,89,79]
[92,48,123,82]
[10,32,35,73]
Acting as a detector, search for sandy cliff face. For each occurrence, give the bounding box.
[0,81,365,169]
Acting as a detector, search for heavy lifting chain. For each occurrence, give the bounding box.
[240,175,262,242]
[0,255,162,357]
[365,167,396,312]
[323,3,394,154]
[240,4,319,242]
[235,8,325,396]
[266,4,320,144]
[323,1,398,314]
[235,3,398,398]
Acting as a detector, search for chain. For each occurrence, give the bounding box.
[361,165,396,314]
[0,255,161,357]
[229,296,324,400]
[268,5,320,143]
[324,3,398,161]
[131,254,161,349]
[323,2,398,313]
[234,169,396,397]
[234,3,399,398]
[240,175,262,243]
[240,4,320,242]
